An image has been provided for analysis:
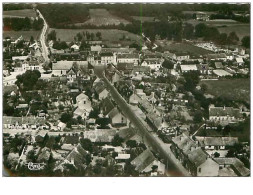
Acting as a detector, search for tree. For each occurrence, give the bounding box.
[72,62,79,73]
[96,118,111,129]
[241,36,250,48]
[47,30,57,41]
[162,60,174,70]
[183,71,200,91]
[227,31,239,45]
[30,36,34,44]
[80,138,93,152]
[126,140,137,148]
[195,23,208,37]
[60,113,72,123]
[90,33,95,41]
[183,23,194,40]
[111,134,124,147]
[200,83,208,92]
[96,31,102,40]
[194,111,203,123]
[213,152,220,158]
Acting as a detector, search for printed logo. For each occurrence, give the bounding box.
[25,162,45,171]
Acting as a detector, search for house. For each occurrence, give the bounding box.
[54,144,88,171]
[108,107,127,126]
[129,93,141,105]
[174,53,190,61]
[207,53,227,61]
[100,97,115,116]
[209,104,242,123]
[171,133,219,176]
[117,63,134,76]
[70,44,80,52]
[35,130,48,143]
[197,64,209,74]
[196,11,210,21]
[52,61,74,76]
[12,56,29,61]
[57,122,66,131]
[82,129,117,143]
[94,81,109,100]
[131,149,165,175]
[3,116,46,129]
[235,57,244,66]
[131,149,155,173]
[117,53,139,65]
[90,45,102,53]
[115,154,131,162]
[76,93,92,112]
[213,69,232,77]
[214,62,224,69]
[214,157,250,176]
[180,64,198,73]
[195,136,238,150]
[141,59,162,71]
[73,107,87,119]
[87,54,101,66]
[100,52,117,65]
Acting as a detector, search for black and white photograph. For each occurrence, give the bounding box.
[1,1,251,179]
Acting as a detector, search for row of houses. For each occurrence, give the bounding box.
[171,133,249,176]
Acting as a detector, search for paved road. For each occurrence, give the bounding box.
[95,66,190,176]
[37,9,49,62]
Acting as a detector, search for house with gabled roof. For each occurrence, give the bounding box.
[108,107,127,126]
[171,133,219,176]
[94,81,109,100]
[209,104,243,123]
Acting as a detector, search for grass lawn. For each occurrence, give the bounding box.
[3,9,37,18]
[200,79,250,104]
[162,42,214,55]
[49,28,142,45]
[3,30,41,40]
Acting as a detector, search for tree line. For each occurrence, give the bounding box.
[3,17,44,31]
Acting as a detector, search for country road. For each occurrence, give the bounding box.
[94,66,190,176]
[37,9,49,62]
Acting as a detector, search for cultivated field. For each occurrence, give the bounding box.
[200,79,250,103]
[75,9,130,26]
[3,30,41,40]
[159,42,214,56]
[49,28,142,44]
[3,9,37,18]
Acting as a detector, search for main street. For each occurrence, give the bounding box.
[94,66,190,176]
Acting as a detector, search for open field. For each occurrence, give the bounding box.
[3,9,37,18]
[217,24,250,41]
[75,9,130,26]
[49,28,142,43]
[186,19,249,42]
[159,42,214,55]
[200,79,250,103]
[3,30,41,40]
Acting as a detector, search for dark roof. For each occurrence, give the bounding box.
[94,81,106,94]
[131,149,155,172]
[209,106,241,118]
[100,97,115,115]
[100,52,113,57]
[63,136,80,145]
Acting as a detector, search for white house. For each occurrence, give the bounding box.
[180,64,198,73]
[142,59,162,71]
[117,53,139,65]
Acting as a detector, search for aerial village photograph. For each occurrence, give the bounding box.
[1,1,251,179]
